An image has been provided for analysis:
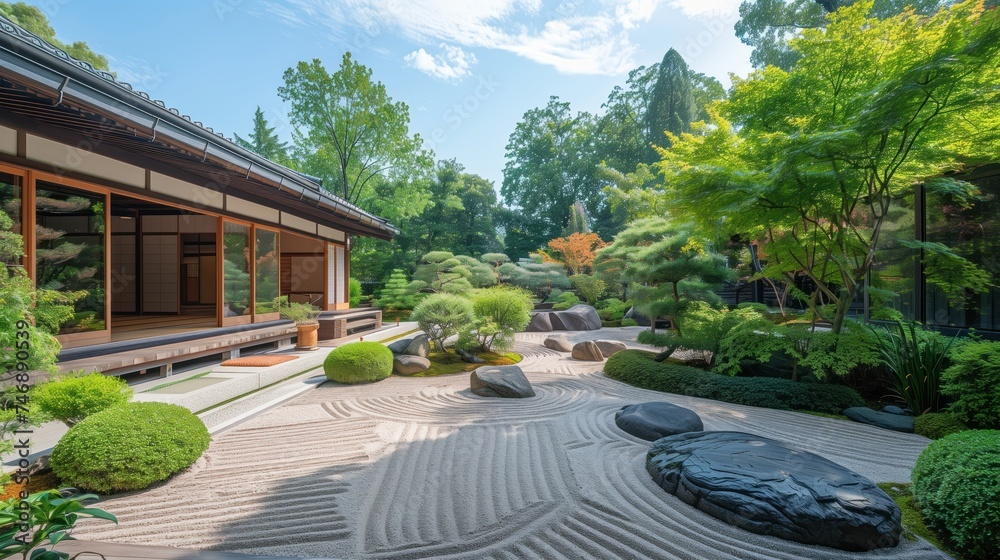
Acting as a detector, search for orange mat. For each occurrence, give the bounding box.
[220,355,298,367]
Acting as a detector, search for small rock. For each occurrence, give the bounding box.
[393,355,431,375]
[882,405,907,416]
[457,348,484,363]
[571,341,604,361]
[595,340,628,358]
[615,402,703,441]
[27,455,51,477]
[843,407,915,433]
[471,365,535,398]
[543,335,572,352]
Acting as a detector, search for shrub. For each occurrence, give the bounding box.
[349,277,362,307]
[871,321,956,414]
[51,402,209,493]
[323,341,393,383]
[465,287,533,352]
[552,291,581,310]
[621,318,639,327]
[377,269,418,312]
[570,274,606,305]
[942,340,1000,429]
[411,293,476,352]
[32,373,132,426]
[912,430,1000,559]
[604,350,863,413]
[914,412,967,440]
[597,298,630,322]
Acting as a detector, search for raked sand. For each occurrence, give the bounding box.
[71,329,948,560]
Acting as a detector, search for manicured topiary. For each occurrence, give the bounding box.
[912,430,1000,559]
[323,341,393,383]
[51,402,209,493]
[604,350,863,413]
[32,373,133,426]
[942,340,1000,429]
[914,412,967,440]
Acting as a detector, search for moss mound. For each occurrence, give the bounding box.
[914,412,967,440]
[51,402,210,493]
[324,341,393,383]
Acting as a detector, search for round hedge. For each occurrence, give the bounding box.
[323,341,393,383]
[914,412,967,440]
[33,373,132,426]
[51,402,210,493]
[912,430,1000,559]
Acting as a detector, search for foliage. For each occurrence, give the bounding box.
[411,293,476,352]
[545,232,608,275]
[621,318,639,327]
[277,298,319,325]
[500,259,571,301]
[0,2,109,70]
[32,373,132,427]
[597,298,631,322]
[551,291,581,311]
[375,269,418,312]
[454,255,497,288]
[0,489,117,560]
[463,287,533,353]
[662,0,1000,334]
[604,350,864,413]
[912,430,1000,559]
[870,322,956,415]
[323,341,393,384]
[644,48,697,161]
[51,402,210,493]
[413,351,520,377]
[914,412,967,440]
[876,483,955,557]
[942,340,1000,429]
[234,106,290,165]
[480,253,511,269]
[409,251,478,295]
[349,277,362,307]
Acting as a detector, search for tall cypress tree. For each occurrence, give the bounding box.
[644,49,697,163]
[234,106,290,165]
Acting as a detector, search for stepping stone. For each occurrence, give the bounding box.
[843,407,915,433]
[646,431,902,552]
[615,402,703,441]
[393,355,430,376]
[595,340,628,358]
[543,334,572,352]
[470,365,535,398]
[526,305,602,332]
[571,341,604,361]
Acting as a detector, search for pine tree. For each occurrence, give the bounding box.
[234,107,290,165]
[563,201,590,236]
[376,269,416,311]
[644,49,697,163]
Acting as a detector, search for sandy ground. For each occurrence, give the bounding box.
[70,329,948,560]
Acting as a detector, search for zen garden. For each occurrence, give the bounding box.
[1,1,999,559]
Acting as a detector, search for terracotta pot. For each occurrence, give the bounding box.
[296,323,320,349]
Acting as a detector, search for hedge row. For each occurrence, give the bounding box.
[604,350,863,414]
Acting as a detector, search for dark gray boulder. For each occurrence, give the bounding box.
[615,402,703,441]
[388,335,430,357]
[470,365,535,398]
[526,305,601,332]
[571,341,604,362]
[646,431,901,552]
[843,407,915,433]
[393,355,430,375]
[387,337,414,354]
[457,348,484,364]
[543,334,572,352]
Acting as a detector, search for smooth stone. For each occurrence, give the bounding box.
[470,365,535,398]
[882,405,908,415]
[526,305,601,332]
[393,355,430,375]
[27,455,52,477]
[403,334,430,357]
[543,335,572,352]
[595,340,628,358]
[843,407,915,433]
[646,431,902,552]
[571,340,604,361]
[615,402,703,441]
[387,337,414,354]
[457,348,484,364]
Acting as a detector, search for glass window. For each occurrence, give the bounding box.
[35,181,106,334]
[870,193,917,322]
[0,172,22,265]
[223,222,250,317]
[254,228,279,315]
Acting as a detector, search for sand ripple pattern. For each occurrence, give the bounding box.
[73,331,946,559]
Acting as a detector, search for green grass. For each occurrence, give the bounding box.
[195,365,322,414]
[878,483,960,558]
[145,371,211,392]
[412,351,522,377]
[376,328,420,345]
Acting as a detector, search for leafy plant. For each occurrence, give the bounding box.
[323,341,393,384]
[570,274,605,305]
[349,277,362,307]
[276,297,319,325]
[463,287,533,352]
[870,322,956,415]
[914,413,967,440]
[0,489,117,560]
[376,269,418,312]
[32,372,132,427]
[551,291,581,311]
[411,293,475,352]
[942,340,1000,429]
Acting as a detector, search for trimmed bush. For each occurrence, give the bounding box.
[51,402,209,493]
[912,430,1000,559]
[323,341,393,383]
[621,318,639,327]
[914,412,967,440]
[942,340,1000,429]
[464,286,533,352]
[411,293,475,352]
[604,350,864,413]
[349,277,362,307]
[32,373,132,426]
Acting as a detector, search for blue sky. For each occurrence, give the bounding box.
[39,0,753,188]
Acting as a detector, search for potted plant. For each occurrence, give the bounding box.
[277,298,320,350]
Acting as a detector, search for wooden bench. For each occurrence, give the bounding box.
[317,309,382,341]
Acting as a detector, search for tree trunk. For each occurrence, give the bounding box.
[830,284,857,335]
[654,345,678,362]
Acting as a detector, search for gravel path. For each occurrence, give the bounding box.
[72,329,946,560]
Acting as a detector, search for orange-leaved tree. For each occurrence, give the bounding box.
[544,232,608,276]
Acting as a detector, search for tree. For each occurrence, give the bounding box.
[544,232,608,275]
[408,251,480,295]
[690,72,727,123]
[234,107,290,165]
[0,2,108,70]
[644,49,697,162]
[278,53,431,205]
[663,0,1000,333]
[375,269,417,312]
[411,293,475,352]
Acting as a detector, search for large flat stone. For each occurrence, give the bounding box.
[646,431,901,552]
[843,407,915,433]
[470,365,535,398]
[526,305,601,332]
[615,402,703,440]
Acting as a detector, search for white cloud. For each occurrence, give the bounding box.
[667,0,741,19]
[263,0,666,76]
[404,45,478,81]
